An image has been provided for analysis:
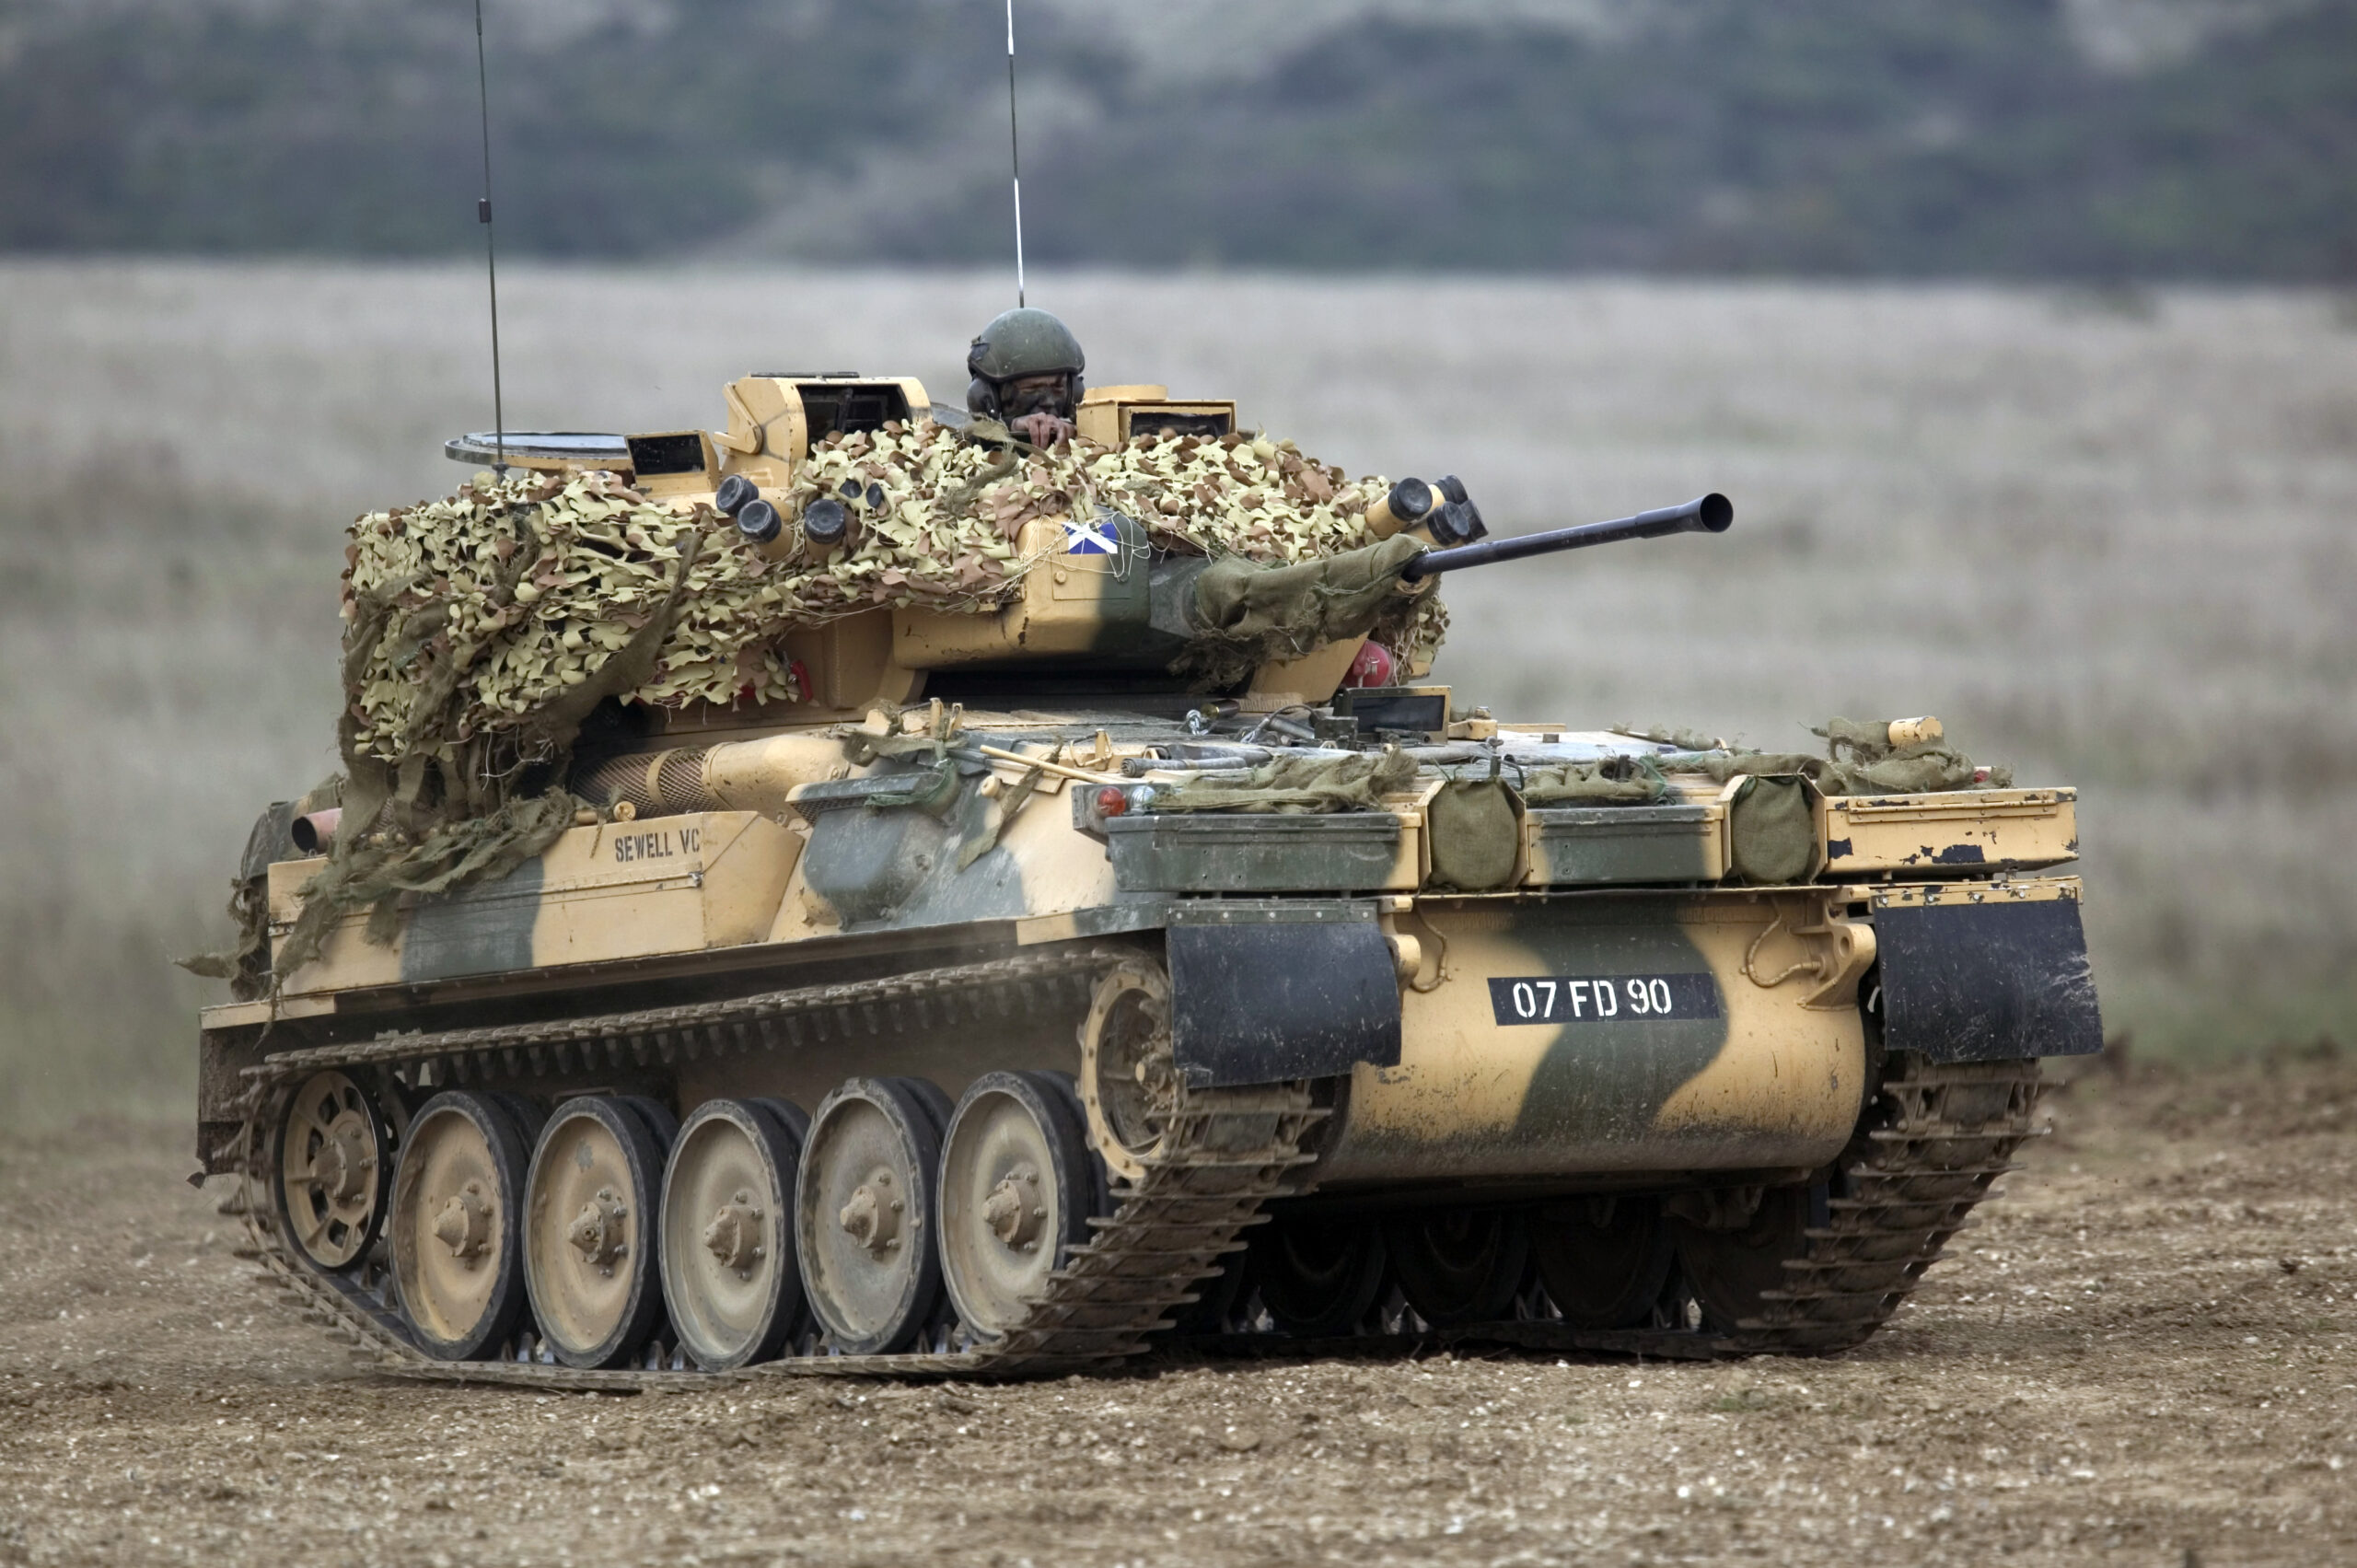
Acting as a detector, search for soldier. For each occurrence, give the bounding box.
[965,307,1085,447]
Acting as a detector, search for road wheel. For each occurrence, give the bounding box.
[276,1070,391,1272]
[522,1097,671,1368]
[660,1098,809,1370]
[1671,1183,1825,1331]
[616,1095,679,1147]
[1249,1213,1388,1338]
[795,1077,948,1355]
[1383,1207,1530,1327]
[1531,1195,1677,1329]
[937,1072,1100,1340]
[389,1090,534,1360]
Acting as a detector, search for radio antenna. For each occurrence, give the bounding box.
[1004,0,1026,307]
[473,0,507,472]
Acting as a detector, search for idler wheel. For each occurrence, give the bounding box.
[275,1070,391,1272]
[795,1077,951,1355]
[1078,961,1180,1185]
[1669,1182,1824,1332]
[1530,1195,1677,1329]
[659,1098,810,1370]
[522,1096,672,1368]
[1382,1206,1531,1328]
[937,1072,1103,1339]
[1248,1214,1389,1338]
[389,1090,536,1360]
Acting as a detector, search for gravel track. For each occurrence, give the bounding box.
[4,1058,2352,1567]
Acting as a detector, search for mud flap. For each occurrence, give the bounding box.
[1166,900,1403,1087]
[1876,898,2103,1061]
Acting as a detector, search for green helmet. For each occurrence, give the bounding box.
[966,308,1086,418]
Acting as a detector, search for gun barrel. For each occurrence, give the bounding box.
[1398,493,1732,581]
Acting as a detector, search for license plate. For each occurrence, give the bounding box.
[1487,972,1723,1026]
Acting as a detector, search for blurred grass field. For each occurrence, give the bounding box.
[2,260,2351,1129]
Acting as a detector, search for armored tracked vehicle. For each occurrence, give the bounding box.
[193,361,2101,1386]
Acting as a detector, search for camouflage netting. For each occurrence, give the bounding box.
[212,419,1450,986]
[1662,717,2011,796]
[1151,749,1421,814]
[1517,755,1670,806]
[344,422,1445,772]
[806,420,1447,674]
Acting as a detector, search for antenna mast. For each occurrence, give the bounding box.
[474,0,506,471]
[1005,0,1025,308]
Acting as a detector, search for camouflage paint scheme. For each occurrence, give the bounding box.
[1322,896,1864,1186]
[266,812,800,993]
[224,707,2084,1195]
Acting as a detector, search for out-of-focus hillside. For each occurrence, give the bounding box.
[0,261,2350,1126]
[0,0,2351,279]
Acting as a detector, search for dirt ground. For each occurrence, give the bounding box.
[3,1057,2353,1568]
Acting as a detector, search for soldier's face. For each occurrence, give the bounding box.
[1000,373,1071,419]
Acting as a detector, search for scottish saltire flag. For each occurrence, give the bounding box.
[1062,516,1120,555]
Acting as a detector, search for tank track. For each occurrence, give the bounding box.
[1728,1056,2046,1353]
[225,946,1320,1388]
[1195,1056,2044,1362]
[223,958,2040,1382]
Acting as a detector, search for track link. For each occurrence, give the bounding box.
[1730,1056,2045,1353]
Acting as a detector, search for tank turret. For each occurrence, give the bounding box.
[450,376,1731,720]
